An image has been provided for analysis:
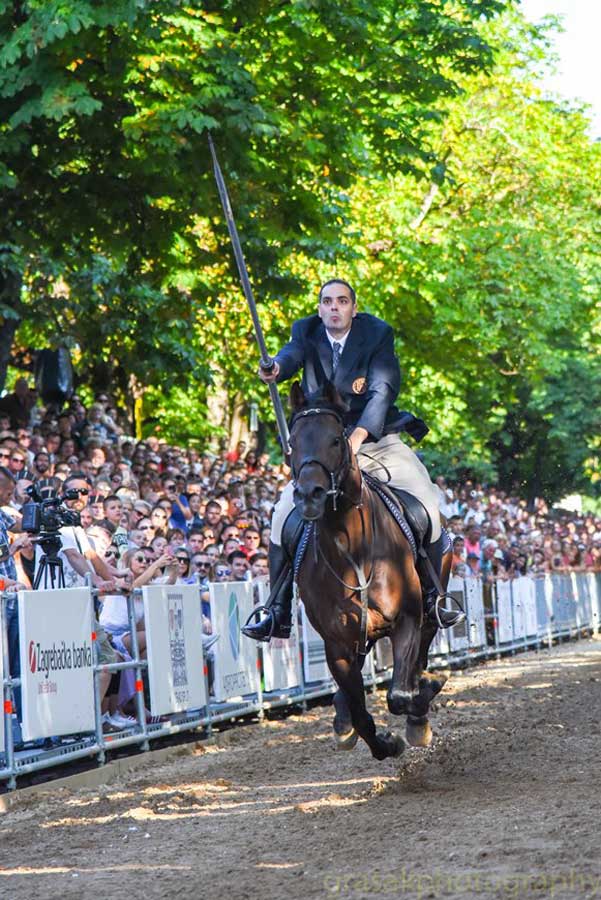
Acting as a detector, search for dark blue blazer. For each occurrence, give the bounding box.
[275,313,428,442]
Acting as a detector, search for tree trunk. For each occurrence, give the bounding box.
[0,264,23,392]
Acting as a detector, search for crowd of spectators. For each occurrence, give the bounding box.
[437,480,601,582]
[0,379,600,736]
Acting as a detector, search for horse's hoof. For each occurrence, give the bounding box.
[387,689,413,717]
[374,730,405,760]
[406,718,433,748]
[334,728,358,751]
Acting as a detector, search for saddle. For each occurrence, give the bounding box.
[361,471,432,554]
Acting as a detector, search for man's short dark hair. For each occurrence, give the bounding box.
[64,472,92,487]
[227,550,247,565]
[103,494,122,508]
[319,279,356,304]
[249,550,268,564]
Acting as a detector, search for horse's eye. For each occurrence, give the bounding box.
[332,437,341,447]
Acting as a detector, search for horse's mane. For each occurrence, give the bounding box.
[289,381,349,422]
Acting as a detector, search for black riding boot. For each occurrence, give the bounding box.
[419,534,466,629]
[241,541,293,642]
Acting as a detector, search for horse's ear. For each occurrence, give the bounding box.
[289,381,306,411]
[323,379,349,412]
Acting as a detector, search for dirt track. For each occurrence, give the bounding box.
[2,639,601,900]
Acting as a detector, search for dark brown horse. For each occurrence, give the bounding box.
[290,381,450,760]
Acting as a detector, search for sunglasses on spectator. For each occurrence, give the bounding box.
[134,554,147,563]
[194,561,210,569]
[105,548,118,558]
[140,524,153,530]
[0,451,10,459]
[216,568,231,577]
[164,483,176,491]
[176,556,190,564]
[10,457,25,465]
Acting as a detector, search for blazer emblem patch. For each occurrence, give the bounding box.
[352,377,367,394]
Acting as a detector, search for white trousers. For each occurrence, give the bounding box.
[271,433,441,546]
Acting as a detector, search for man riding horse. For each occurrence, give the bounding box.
[243,278,465,643]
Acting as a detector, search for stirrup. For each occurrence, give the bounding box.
[430,593,466,629]
[241,604,275,642]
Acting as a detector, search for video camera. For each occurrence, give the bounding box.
[21,483,82,535]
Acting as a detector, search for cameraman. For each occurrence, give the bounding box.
[32,473,124,590]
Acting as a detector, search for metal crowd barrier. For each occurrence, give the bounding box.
[1,571,600,791]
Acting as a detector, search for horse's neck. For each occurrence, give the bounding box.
[341,451,363,507]
[322,455,364,540]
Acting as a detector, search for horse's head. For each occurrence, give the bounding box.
[288,381,352,521]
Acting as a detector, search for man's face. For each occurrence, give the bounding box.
[231,557,249,580]
[192,554,211,578]
[243,530,261,552]
[318,282,356,334]
[34,454,50,474]
[251,557,269,578]
[188,534,204,553]
[104,499,123,525]
[205,505,221,526]
[64,479,89,512]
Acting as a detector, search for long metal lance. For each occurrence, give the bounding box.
[208,134,290,455]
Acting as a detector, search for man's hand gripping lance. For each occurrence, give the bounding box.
[208,135,290,456]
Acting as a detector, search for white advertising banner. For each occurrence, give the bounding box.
[18,587,95,741]
[447,576,469,652]
[464,577,486,648]
[514,577,538,637]
[210,582,259,701]
[257,582,301,694]
[143,584,207,716]
[299,602,332,684]
[495,580,514,644]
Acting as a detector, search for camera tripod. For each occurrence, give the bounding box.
[34,533,66,590]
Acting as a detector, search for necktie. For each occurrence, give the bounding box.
[332,341,342,374]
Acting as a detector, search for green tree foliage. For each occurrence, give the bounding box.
[308,13,601,501]
[0,0,504,389]
[2,3,597,502]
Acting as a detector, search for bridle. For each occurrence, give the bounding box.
[289,406,352,512]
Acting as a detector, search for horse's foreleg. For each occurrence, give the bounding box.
[332,689,358,751]
[386,609,422,718]
[326,648,404,761]
[404,620,448,747]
